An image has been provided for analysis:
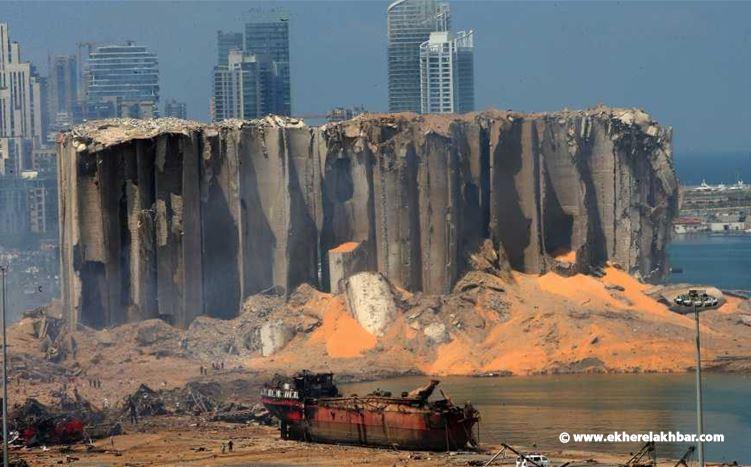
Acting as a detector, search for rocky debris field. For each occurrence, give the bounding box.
[7,240,751,405]
[6,372,272,455]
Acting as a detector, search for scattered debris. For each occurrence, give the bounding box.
[212,403,274,425]
[123,384,167,418]
[9,391,105,447]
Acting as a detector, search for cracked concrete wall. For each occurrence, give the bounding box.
[58,108,677,328]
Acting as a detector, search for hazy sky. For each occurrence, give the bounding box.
[3,1,751,154]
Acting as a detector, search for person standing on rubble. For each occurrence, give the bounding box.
[127,396,138,424]
[70,335,77,360]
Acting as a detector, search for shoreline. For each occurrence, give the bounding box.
[11,417,724,466]
[336,363,751,383]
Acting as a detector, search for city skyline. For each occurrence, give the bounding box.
[0,1,750,153]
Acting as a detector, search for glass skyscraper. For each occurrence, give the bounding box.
[243,8,291,116]
[48,54,80,135]
[85,42,159,119]
[211,8,292,121]
[387,0,449,113]
[217,31,243,67]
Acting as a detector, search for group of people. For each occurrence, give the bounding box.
[88,377,102,389]
[199,361,225,375]
[221,440,234,454]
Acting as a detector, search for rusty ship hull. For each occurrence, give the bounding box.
[262,373,479,451]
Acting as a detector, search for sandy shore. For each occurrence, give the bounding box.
[11,416,699,467]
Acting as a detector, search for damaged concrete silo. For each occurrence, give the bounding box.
[59,117,322,328]
[58,108,678,329]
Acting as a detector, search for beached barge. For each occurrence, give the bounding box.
[261,372,479,451]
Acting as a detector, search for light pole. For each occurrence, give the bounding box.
[0,265,7,467]
[694,302,704,467]
[675,290,706,467]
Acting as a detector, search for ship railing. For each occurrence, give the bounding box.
[262,388,299,399]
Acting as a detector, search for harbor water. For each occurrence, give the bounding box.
[344,373,751,462]
[667,234,751,291]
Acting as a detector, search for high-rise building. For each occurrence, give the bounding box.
[163,98,187,119]
[76,42,96,105]
[387,0,450,113]
[0,175,57,238]
[47,54,80,136]
[0,138,32,177]
[419,30,474,114]
[243,8,291,116]
[0,23,59,243]
[217,31,244,67]
[85,42,159,119]
[211,9,291,121]
[212,50,265,121]
[0,23,45,176]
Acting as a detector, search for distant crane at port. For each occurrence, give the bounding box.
[483,443,546,467]
[623,441,656,467]
[673,445,696,467]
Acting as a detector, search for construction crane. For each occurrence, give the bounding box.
[483,443,545,467]
[674,446,696,467]
[622,441,656,467]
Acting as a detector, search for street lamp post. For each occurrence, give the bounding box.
[0,266,7,467]
[676,289,708,467]
[694,302,704,467]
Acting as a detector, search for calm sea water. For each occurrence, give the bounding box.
[667,234,751,290]
[674,152,750,186]
[343,374,751,462]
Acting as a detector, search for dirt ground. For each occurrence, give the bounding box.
[12,416,680,467]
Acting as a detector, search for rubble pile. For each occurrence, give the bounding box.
[124,384,167,417]
[10,354,74,383]
[211,403,274,425]
[18,306,70,363]
[122,382,272,425]
[9,257,751,379]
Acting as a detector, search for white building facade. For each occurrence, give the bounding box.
[419,30,474,114]
[212,50,263,121]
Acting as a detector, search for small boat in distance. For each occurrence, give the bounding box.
[261,371,480,451]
